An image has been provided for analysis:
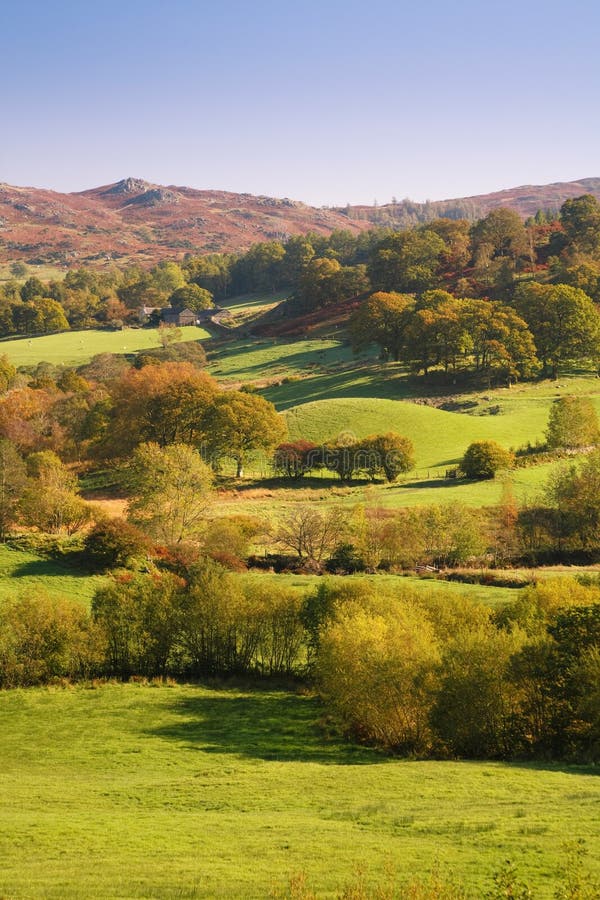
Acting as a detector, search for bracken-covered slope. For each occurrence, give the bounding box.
[1,175,599,267]
[0,177,368,267]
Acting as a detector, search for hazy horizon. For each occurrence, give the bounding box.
[4,172,599,209]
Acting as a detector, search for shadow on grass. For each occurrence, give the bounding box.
[12,557,93,579]
[397,477,474,492]
[149,687,382,765]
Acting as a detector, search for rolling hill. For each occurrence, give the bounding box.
[1,175,599,268]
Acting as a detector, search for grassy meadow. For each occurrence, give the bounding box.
[0,263,67,284]
[0,325,210,368]
[0,683,598,900]
[207,335,376,386]
[218,290,290,328]
[0,545,104,605]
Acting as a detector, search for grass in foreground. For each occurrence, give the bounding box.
[0,683,597,899]
[0,325,209,368]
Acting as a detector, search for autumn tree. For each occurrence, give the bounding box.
[273,440,319,479]
[0,387,61,454]
[20,451,90,533]
[316,595,441,753]
[276,505,347,562]
[83,518,151,571]
[0,355,16,394]
[104,362,218,455]
[0,439,27,540]
[349,291,413,361]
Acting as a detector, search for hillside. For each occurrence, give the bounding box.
[0,177,368,268]
[1,175,599,268]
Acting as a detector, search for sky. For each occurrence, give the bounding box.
[1,0,599,206]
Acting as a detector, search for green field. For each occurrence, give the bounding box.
[0,326,210,368]
[0,683,597,899]
[0,263,67,284]
[0,545,517,608]
[0,545,104,605]
[218,291,290,328]
[208,336,375,385]
[241,570,519,606]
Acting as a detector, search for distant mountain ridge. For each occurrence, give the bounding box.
[1,176,599,268]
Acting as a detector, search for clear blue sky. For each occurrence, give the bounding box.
[1,0,599,206]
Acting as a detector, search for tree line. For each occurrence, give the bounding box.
[3,192,600,337]
[350,283,600,382]
[1,563,598,762]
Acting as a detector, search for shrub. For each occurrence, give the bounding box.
[0,592,102,687]
[461,441,514,479]
[316,594,441,753]
[83,518,151,571]
[325,542,366,574]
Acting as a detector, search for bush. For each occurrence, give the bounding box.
[325,543,366,574]
[83,518,151,571]
[461,441,514,479]
[316,593,441,753]
[0,592,102,687]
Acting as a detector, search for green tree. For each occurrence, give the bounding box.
[204,391,286,477]
[432,623,525,758]
[168,284,213,311]
[34,297,70,333]
[9,261,27,279]
[560,194,600,256]
[546,396,600,449]
[368,228,445,293]
[126,442,213,544]
[546,451,600,551]
[359,432,415,482]
[460,299,539,382]
[471,208,528,262]
[513,283,600,377]
[20,277,46,302]
[92,572,183,677]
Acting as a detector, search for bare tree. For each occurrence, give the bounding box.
[276,506,347,563]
